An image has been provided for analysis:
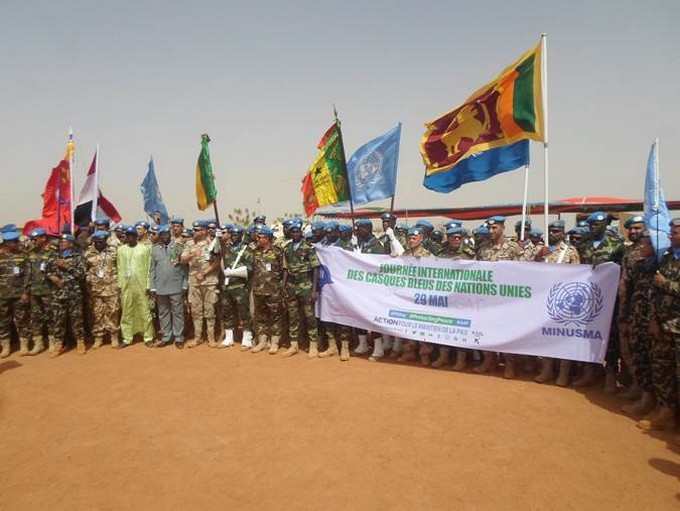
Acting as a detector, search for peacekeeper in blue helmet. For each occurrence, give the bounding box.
[0,230,31,358]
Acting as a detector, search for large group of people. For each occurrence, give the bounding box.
[1,210,679,442]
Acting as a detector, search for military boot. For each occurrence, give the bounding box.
[621,391,656,416]
[0,338,10,358]
[368,336,384,362]
[397,342,417,363]
[535,358,554,384]
[92,337,103,350]
[339,340,350,361]
[240,330,254,351]
[473,351,498,374]
[637,406,676,430]
[354,334,369,355]
[111,337,120,349]
[307,340,319,359]
[76,339,86,355]
[318,336,338,358]
[503,355,517,379]
[451,349,468,371]
[18,338,30,356]
[572,363,597,387]
[389,337,403,358]
[48,335,56,353]
[618,382,642,400]
[603,368,618,394]
[29,336,45,355]
[430,347,450,369]
[251,334,268,353]
[419,343,433,366]
[50,341,63,358]
[282,341,299,358]
[383,335,394,352]
[268,335,280,355]
[555,360,571,387]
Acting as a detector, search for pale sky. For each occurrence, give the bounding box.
[2,0,679,227]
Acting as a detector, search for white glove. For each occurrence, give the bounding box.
[390,238,405,257]
[224,268,234,277]
[385,227,396,241]
[351,235,358,247]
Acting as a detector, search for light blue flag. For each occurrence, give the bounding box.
[346,124,401,205]
[140,158,169,224]
[643,140,671,261]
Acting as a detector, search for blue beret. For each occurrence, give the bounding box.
[446,227,464,236]
[254,215,266,223]
[586,211,607,223]
[530,228,543,237]
[229,225,244,234]
[221,223,233,231]
[135,221,150,229]
[91,230,109,240]
[380,212,397,221]
[548,220,565,229]
[1,224,17,233]
[324,221,339,231]
[95,217,110,226]
[486,215,506,225]
[514,219,532,228]
[170,217,184,225]
[339,224,352,233]
[207,218,217,225]
[192,220,209,229]
[60,234,76,243]
[3,231,20,241]
[258,226,274,236]
[475,225,489,235]
[415,219,434,230]
[30,228,47,238]
[430,230,444,241]
[624,215,645,229]
[282,219,293,227]
[158,225,171,234]
[355,219,372,227]
[288,223,302,231]
[124,226,137,235]
[408,227,424,236]
[183,229,194,236]
[444,219,463,229]
[576,220,589,228]
[396,224,409,231]
[114,225,124,232]
[148,225,159,233]
[305,232,315,240]
[311,221,326,230]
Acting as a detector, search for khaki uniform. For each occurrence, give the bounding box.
[182,239,219,344]
[84,245,119,342]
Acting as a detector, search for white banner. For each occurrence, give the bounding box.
[316,247,621,363]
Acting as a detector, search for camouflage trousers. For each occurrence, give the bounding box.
[52,293,85,341]
[90,294,120,339]
[284,283,318,343]
[30,294,51,339]
[0,297,30,340]
[222,286,251,331]
[188,284,217,342]
[651,331,678,408]
[629,327,653,392]
[253,293,282,338]
[675,333,680,408]
[323,321,350,345]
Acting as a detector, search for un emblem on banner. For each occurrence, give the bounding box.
[546,282,604,327]
[356,151,384,189]
[317,264,333,293]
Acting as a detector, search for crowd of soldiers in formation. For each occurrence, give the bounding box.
[0,210,679,442]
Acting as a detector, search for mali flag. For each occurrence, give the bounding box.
[421,41,544,176]
[301,122,350,216]
[196,133,218,210]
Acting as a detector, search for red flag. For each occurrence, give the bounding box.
[23,159,71,236]
[301,171,319,216]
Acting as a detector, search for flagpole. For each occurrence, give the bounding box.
[654,137,659,258]
[541,33,549,245]
[520,164,530,241]
[68,127,75,235]
[390,122,402,216]
[333,105,355,230]
[92,144,100,223]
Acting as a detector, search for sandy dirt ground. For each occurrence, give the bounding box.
[1,344,679,511]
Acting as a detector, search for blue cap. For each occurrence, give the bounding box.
[486,216,506,225]
[282,218,294,227]
[339,224,352,233]
[586,211,607,223]
[183,229,194,236]
[170,217,184,225]
[514,219,532,229]
[304,232,314,240]
[568,226,588,236]
[408,227,424,236]
[192,220,209,229]
[135,221,150,229]
[95,217,110,226]
[624,215,645,229]
[430,230,444,241]
[229,225,244,234]
[444,219,463,229]
[396,223,409,232]
[475,225,489,235]
[3,231,20,241]
[530,228,544,237]
[1,224,17,233]
[91,230,109,240]
[207,218,218,226]
[258,226,273,236]
[29,228,46,238]
[60,234,76,243]
[355,219,372,228]
[158,225,171,234]
[324,221,339,231]
[124,226,137,236]
[311,221,326,231]
[149,225,159,233]
[415,219,434,230]
[446,226,464,236]
[548,220,565,229]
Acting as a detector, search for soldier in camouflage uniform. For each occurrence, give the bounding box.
[251,227,284,354]
[219,226,255,350]
[415,219,444,256]
[181,220,221,348]
[475,216,520,377]
[576,212,624,389]
[437,226,475,370]
[84,230,119,348]
[282,224,320,358]
[46,234,87,357]
[617,215,647,399]
[27,228,53,354]
[533,220,581,386]
[619,233,658,418]
[0,231,31,357]
[636,218,680,430]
